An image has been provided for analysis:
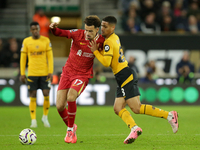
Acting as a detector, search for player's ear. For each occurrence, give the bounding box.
[96,27,99,33]
[111,25,115,31]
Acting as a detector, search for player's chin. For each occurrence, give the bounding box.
[87,37,92,40]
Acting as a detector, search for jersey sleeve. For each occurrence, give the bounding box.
[51,28,72,38]
[46,38,54,74]
[93,39,113,67]
[103,39,113,57]
[20,39,27,75]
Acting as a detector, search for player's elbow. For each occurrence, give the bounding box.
[103,64,110,67]
[102,62,110,67]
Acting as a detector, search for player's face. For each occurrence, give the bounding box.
[101,21,114,38]
[30,25,40,39]
[85,24,99,40]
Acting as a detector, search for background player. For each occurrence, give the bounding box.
[88,16,179,144]
[49,15,104,143]
[20,21,54,128]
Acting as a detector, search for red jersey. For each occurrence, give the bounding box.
[51,28,105,78]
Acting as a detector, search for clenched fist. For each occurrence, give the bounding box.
[49,22,59,29]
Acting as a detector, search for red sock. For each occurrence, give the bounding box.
[58,108,68,126]
[67,101,77,128]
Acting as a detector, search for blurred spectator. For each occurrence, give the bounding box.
[174,0,183,17]
[119,0,140,15]
[128,56,139,73]
[121,1,141,33]
[33,9,50,37]
[175,9,188,32]
[140,12,161,34]
[125,17,140,33]
[140,0,158,21]
[1,37,21,68]
[157,1,174,26]
[186,15,200,34]
[187,1,200,19]
[161,15,176,31]
[140,60,165,83]
[176,51,195,83]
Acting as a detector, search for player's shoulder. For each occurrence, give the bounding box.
[106,33,119,43]
[23,36,32,43]
[40,35,50,40]
[40,36,51,43]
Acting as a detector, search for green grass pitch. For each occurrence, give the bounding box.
[0,105,200,150]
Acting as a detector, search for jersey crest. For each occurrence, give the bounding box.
[104,45,110,52]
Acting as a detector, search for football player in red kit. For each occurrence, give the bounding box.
[49,15,104,143]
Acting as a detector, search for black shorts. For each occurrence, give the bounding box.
[27,76,51,91]
[115,67,140,100]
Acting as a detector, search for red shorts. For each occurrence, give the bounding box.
[57,74,89,96]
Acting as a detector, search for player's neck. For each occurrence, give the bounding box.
[32,35,40,39]
[105,32,114,39]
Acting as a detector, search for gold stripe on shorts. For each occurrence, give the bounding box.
[121,74,133,88]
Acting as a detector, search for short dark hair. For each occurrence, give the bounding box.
[30,22,39,27]
[84,15,101,28]
[102,16,117,24]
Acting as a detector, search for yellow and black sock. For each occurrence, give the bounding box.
[118,108,137,130]
[43,96,50,116]
[29,97,36,120]
[140,104,168,119]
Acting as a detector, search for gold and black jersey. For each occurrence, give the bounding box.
[20,36,53,76]
[94,33,128,75]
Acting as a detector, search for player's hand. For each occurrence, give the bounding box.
[88,40,99,52]
[49,22,59,29]
[47,73,53,82]
[20,75,27,84]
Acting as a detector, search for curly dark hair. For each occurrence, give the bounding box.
[84,15,101,28]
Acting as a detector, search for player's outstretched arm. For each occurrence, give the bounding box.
[50,22,71,37]
[49,22,59,29]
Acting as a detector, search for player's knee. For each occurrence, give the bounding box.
[29,91,36,97]
[42,90,49,96]
[130,106,140,114]
[113,106,120,115]
[56,102,65,111]
[67,95,76,102]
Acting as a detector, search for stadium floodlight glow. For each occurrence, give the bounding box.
[51,16,61,23]
[155,78,164,85]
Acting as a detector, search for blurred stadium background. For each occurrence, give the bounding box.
[0,0,200,106]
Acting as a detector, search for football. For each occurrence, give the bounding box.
[19,128,37,145]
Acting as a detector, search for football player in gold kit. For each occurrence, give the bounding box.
[89,16,179,144]
[20,22,54,128]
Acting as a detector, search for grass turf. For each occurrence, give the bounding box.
[0,105,200,150]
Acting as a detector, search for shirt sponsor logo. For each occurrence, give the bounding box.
[82,52,94,58]
[80,42,86,45]
[77,50,94,58]
[30,51,44,56]
[77,50,82,56]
